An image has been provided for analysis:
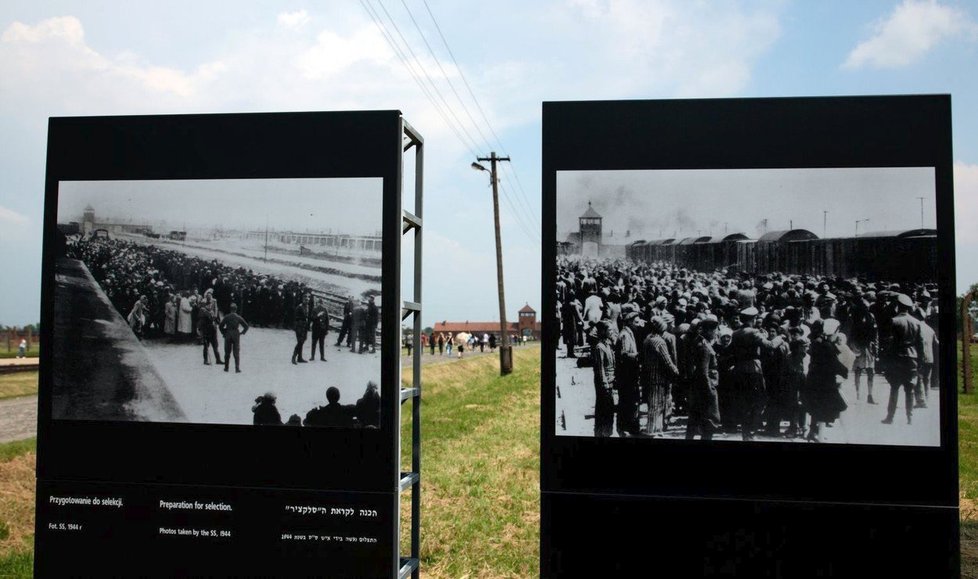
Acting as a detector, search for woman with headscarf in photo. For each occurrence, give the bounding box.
[802,318,849,442]
[127,294,149,338]
[163,292,177,338]
[177,290,194,341]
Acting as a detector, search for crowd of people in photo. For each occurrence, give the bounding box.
[405,331,529,357]
[65,235,383,428]
[251,381,381,428]
[66,237,317,337]
[556,256,940,442]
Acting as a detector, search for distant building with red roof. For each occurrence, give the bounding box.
[432,304,540,340]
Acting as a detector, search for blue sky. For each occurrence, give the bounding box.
[1,0,977,327]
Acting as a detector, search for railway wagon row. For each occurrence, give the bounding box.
[626,229,937,282]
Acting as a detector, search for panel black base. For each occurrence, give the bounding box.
[36,480,395,578]
[542,492,959,578]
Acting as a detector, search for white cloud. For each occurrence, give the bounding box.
[541,0,783,98]
[0,16,223,107]
[0,204,29,226]
[1,15,85,45]
[277,10,310,30]
[295,27,392,80]
[843,0,977,70]
[955,161,978,244]
[955,161,978,293]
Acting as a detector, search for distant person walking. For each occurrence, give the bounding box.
[437,333,444,355]
[219,303,249,373]
[17,338,27,358]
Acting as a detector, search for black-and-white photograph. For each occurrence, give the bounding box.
[555,167,941,446]
[53,178,384,428]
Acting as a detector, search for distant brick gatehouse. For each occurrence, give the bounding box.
[431,304,540,340]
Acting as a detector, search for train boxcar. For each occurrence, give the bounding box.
[625,228,936,283]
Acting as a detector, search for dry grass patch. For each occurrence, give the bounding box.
[0,451,35,558]
[0,371,38,401]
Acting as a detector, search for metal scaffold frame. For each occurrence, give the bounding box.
[397,118,423,579]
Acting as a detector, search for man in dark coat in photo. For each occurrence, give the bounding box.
[882,293,927,426]
[335,295,355,347]
[252,392,282,425]
[309,299,329,362]
[218,302,249,373]
[355,381,381,428]
[304,386,356,427]
[686,315,722,440]
[292,294,310,364]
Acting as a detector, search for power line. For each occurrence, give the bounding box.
[421,0,507,153]
[363,0,540,244]
[420,0,540,231]
[497,176,541,242]
[360,0,477,157]
[399,0,495,151]
[374,0,483,156]
[497,161,540,231]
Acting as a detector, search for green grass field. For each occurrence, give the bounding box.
[0,348,38,360]
[401,345,540,578]
[3,343,978,576]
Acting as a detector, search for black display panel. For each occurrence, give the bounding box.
[542,492,959,578]
[37,111,405,577]
[541,96,958,576]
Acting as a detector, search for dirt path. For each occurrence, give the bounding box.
[0,394,37,443]
[401,343,538,369]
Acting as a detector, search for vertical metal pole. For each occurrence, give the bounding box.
[489,152,512,375]
[411,134,423,579]
[964,291,973,394]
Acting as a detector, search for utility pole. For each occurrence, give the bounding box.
[473,152,513,375]
[264,217,269,262]
[916,196,925,229]
[823,210,827,236]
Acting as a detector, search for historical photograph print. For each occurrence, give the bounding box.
[53,178,383,428]
[555,167,941,446]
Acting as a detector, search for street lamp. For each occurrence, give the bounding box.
[472,152,513,375]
